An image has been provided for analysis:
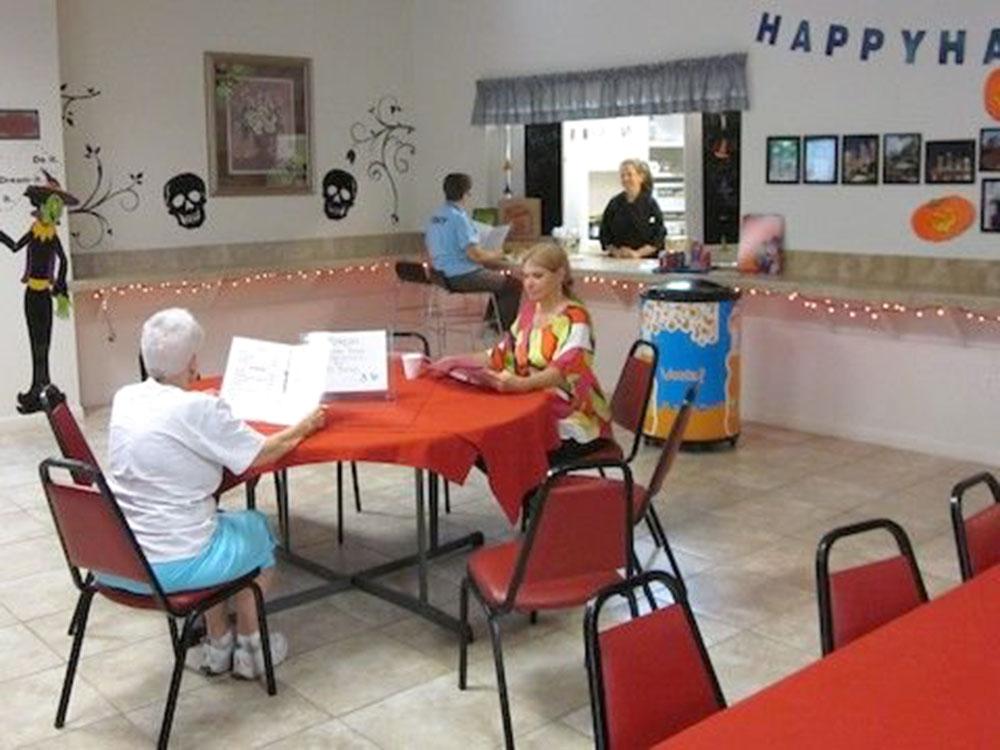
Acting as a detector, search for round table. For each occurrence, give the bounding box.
[198,368,559,633]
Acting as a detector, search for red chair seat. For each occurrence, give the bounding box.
[468,542,623,611]
[96,582,241,614]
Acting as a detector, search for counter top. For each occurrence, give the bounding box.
[566,252,1000,314]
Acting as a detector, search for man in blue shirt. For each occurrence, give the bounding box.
[424,173,521,330]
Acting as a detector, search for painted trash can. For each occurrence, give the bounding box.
[639,279,741,447]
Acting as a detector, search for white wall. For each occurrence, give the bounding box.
[57,0,417,252]
[0,0,80,423]
[409,0,1000,258]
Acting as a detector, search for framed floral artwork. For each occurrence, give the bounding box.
[205,52,312,195]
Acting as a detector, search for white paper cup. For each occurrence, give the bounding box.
[401,352,425,380]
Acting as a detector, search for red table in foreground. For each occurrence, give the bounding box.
[657,565,1000,749]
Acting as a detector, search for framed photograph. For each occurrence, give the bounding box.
[980,129,1000,172]
[0,109,40,140]
[738,214,784,275]
[982,180,1000,232]
[205,52,312,195]
[499,197,542,239]
[766,136,800,184]
[842,135,879,184]
[925,139,975,184]
[883,133,922,184]
[803,135,838,184]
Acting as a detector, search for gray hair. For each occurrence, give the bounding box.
[140,308,204,380]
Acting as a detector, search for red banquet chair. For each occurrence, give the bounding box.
[585,571,726,749]
[950,472,1000,580]
[567,340,673,549]
[458,461,636,749]
[39,457,277,750]
[631,384,697,587]
[815,518,928,655]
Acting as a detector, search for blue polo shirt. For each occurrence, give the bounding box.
[424,202,480,278]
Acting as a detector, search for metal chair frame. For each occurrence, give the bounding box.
[458,460,635,749]
[584,570,726,749]
[950,472,1000,581]
[39,457,276,750]
[815,518,928,656]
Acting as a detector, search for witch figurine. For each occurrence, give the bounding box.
[0,171,78,413]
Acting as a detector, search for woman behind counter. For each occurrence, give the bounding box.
[599,159,666,259]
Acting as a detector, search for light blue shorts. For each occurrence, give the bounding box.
[97,510,277,595]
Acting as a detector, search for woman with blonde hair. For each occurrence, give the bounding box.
[599,158,666,259]
[432,243,613,465]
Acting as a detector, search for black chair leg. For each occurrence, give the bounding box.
[167,617,181,656]
[336,462,345,546]
[56,590,93,728]
[444,480,451,514]
[648,505,669,549]
[250,582,277,696]
[66,578,91,636]
[157,615,195,750]
[350,461,362,513]
[458,578,470,689]
[245,477,257,510]
[275,470,291,551]
[486,615,515,750]
[661,534,686,592]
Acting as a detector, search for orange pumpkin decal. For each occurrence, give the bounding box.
[911,196,975,242]
[986,68,1000,121]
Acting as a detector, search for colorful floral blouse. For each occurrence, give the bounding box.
[488,301,612,443]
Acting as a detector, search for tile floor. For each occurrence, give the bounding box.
[0,413,991,749]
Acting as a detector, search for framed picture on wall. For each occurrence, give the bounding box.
[842,135,879,184]
[883,133,922,184]
[205,52,312,195]
[803,135,838,184]
[980,129,1000,172]
[983,180,1000,232]
[925,140,975,184]
[766,136,800,184]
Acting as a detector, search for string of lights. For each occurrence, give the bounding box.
[578,274,1000,325]
[81,262,1000,326]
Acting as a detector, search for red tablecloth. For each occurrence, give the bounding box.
[656,564,1000,749]
[198,373,559,523]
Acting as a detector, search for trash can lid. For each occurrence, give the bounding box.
[641,278,741,302]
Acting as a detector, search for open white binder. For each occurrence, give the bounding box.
[220,330,389,425]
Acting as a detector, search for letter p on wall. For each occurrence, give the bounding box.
[825,24,849,56]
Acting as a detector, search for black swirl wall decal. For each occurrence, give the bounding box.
[346,96,415,224]
[60,84,101,128]
[68,144,143,249]
[59,84,145,248]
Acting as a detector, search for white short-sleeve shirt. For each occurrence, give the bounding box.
[107,379,266,563]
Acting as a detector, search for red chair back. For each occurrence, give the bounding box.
[950,473,1000,580]
[586,571,726,749]
[816,519,928,654]
[39,457,157,593]
[642,385,697,509]
[609,341,658,462]
[40,386,100,486]
[505,463,635,608]
[963,505,1000,576]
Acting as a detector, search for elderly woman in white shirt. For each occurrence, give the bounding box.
[100,308,325,679]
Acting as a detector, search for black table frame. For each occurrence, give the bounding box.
[264,467,483,639]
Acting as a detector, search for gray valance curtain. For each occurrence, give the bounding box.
[471,53,748,125]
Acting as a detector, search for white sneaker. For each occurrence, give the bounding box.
[233,631,288,680]
[200,630,234,675]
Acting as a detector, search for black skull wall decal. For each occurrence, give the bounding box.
[322,169,357,220]
[164,172,207,229]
